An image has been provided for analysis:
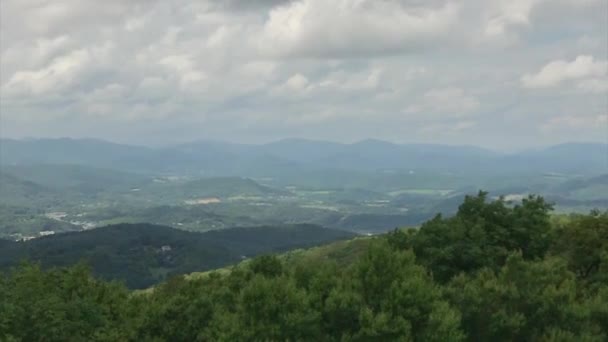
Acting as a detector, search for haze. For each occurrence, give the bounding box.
[1,0,607,150]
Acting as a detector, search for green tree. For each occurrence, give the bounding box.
[133,276,215,341]
[446,253,606,341]
[249,254,284,278]
[232,275,321,341]
[412,192,553,282]
[551,210,608,284]
[0,262,132,341]
[351,240,465,341]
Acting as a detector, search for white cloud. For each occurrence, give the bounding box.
[258,0,459,58]
[473,0,606,46]
[285,73,309,91]
[0,0,606,148]
[158,54,207,88]
[405,87,480,117]
[483,0,538,38]
[4,49,92,95]
[88,83,129,101]
[316,67,384,92]
[522,55,608,89]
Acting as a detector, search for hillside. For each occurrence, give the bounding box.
[0,172,61,207]
[0,164,149,194]
[144,177,287,201]
[185,235,375,281]
[551,174,608,200]
[0,165,285,203]
[0,223,355,288]
[2,194,606,341]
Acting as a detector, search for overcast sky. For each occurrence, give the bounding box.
[1,0,606,150]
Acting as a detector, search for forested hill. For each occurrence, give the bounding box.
[1,193,606,341]
[0,223,355,288]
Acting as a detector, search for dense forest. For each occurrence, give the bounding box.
[0,224,354,288]
[1,192,607,341]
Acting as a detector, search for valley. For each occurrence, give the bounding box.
[1,138,606,240]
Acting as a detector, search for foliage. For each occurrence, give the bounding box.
[0,263,134,341]
[1,196,607,341]
[551,210,608,286]
[0,223,354,288]
[446,254,606,341]
[410,191,553,282]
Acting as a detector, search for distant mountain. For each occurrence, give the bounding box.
[549,173,608,202]
[0,163,285,202]
[140,177,289,202]
[0,164,149,193]
[0,172,60,207]
[315,140,499,171]
[0,223,355,288]
[174,177,287,198]
[0,138,153,167]
[2,138,605,176]
[0,171,83,237]
[501,143,608,174]
[554,173,608,193]
[258,138,345,163]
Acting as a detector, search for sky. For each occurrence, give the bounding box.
[0,0,607,150]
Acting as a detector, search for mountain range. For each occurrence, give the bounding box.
[2,138,606,177]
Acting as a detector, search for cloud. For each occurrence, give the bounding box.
[5,49,93,96]
[285,73,310,91]
[419,120,478,135]
[473,0,606,46]
[521,55,608,89]
[258,0,460,58]
[482,0,538,40]
[159,54,207,88]
[404,87,480,118]
[540,114,608,134]
[0,0,606,149]
[317,67,384,92]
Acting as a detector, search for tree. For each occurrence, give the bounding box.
[412,192,553,282]
[230,275,321,341]
[446,253,606,341]
[350,240,465,341]
[551,210,608,284]
[133,276,215,341]
[0,262,132,341]
[249,254,284,278]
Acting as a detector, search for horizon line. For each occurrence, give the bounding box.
[1,135,607,154]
